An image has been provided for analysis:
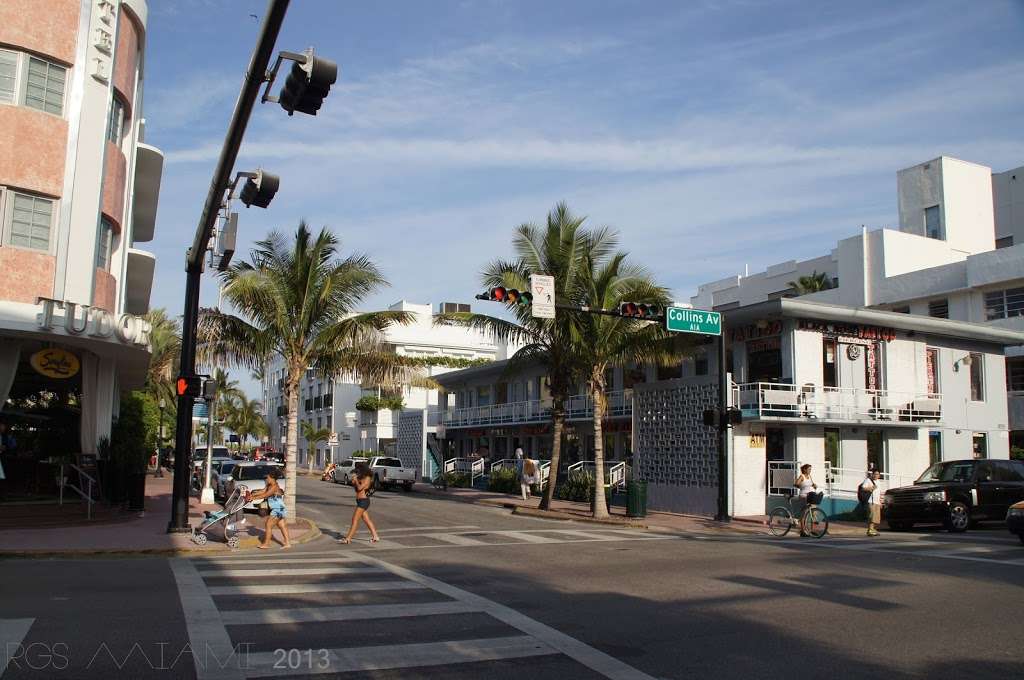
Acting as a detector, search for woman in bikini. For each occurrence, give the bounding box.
[339,464,380,544]
[246,468,292,549]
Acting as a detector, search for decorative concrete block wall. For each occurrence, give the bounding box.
[396,409,426,477]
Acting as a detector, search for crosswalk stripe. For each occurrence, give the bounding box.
[378,525,480,533]
[497,531,563,543]
[197,566,382,578]
[243,635,556,677]
[207,580,425,596]
[170,560,246,680]
[422,533,490,546]
[194,556,354,566]
[197,550,349,563]
[220,600,479,625]
[0,618,35,676]
[544,529,624,541]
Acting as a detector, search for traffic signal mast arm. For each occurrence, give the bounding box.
[475,289,663,321]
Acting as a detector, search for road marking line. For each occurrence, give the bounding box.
[194,556,356,566]
[207,580,425,596]
[348,553,659,680]
[1,619,35,676]
[543,529,626,541]
[197,566,383,578]
[378,525,480,533]
[220,600,479,626]
[797,540,1023,566]
[422,533,490,545]
[197,550,351,562]
[243,635,555,677]
[169,559,246,680]
[341,536,680,552]
[496,531,563,543]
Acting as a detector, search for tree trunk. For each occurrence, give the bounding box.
[591,374,609,519]
[539,401,565,510]
[285,373,299,518]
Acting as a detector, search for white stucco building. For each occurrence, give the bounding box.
[691,156,1024,451]
[262,301,517,467]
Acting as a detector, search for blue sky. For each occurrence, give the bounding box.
[143,0,1024,393]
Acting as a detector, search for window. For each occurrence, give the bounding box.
[106,96,125,144]
[984,288,1024,320]
[924,205,943,240]
[8,192,54,251]
[996,236,1014,249]
[867,429,886,473]
[824,428,841,469]
[928,431,942,465]
[657,362,681,381]
[822,338,837,387]
[476,385,491,407]
[972,432,987,459]
[996,461,1024,482]
[95,217,115,270]
[25,57,66,115]
[969,353,984,401]
[694,353,709,376]
[928,299,949,319]
[1007,357,1024,392]
[0,49,16,103]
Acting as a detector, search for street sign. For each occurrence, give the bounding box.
[327,432,339,446]
[192,402,209,419]
[666,306,722,335]
[530,274,555,319]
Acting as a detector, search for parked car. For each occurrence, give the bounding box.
[883,459,1024,532]
[225,462,285,513]
[212,460,238,499]
[331,458,370,486]
[368,456,417,491]
[192,451,233,489]
[1007,501,1024,545]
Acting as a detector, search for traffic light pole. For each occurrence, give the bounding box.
[168,0,291,533]
[715,327,731,522]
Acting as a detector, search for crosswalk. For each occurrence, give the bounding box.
[173,536,662,679]
[772,533,1024,566]
[320,525,680,551]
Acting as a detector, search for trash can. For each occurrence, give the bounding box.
[626,480,648,518]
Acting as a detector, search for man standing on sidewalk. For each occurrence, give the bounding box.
[859,470,882,536]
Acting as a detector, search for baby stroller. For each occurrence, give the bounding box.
[192,486,248,548]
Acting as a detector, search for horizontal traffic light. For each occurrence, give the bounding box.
[619,302,663,320]
[476,288,533,306]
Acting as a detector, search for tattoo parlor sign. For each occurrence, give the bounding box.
[798,319,896,343]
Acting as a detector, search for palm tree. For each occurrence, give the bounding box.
[438,203,611,509]
[198,223,418,516]
[221,393,265,454]
[788,271,835,296]
[570,250,688,518]
[301,420,332,472]
[144,308,181,406]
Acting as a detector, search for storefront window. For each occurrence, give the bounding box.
[822,338,837,387]
[867,429,886,473]
[969,353,984,401]
[972,432,987,459]
[824,428,841,469]
[928,431,942,465]
[748,337,782,383]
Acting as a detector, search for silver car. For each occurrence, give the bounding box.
[226,462,286,512]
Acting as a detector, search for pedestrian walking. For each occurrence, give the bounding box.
[339,463,380,544]
[521,457,538,501]
[246,468,292,549]
[858,469,882,536]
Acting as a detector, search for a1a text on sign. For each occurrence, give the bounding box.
[665,306,722,335]
[530,274,555,319]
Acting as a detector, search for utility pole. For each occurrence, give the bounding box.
[168,0,292,533]
[715,325,731,522]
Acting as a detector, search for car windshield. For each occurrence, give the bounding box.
[236,465,277,481]
[218,463,235,475]
[916,462,975,484]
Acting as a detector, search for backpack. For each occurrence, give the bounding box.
[857,483,873,504]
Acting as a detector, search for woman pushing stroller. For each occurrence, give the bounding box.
[246,468,292,549]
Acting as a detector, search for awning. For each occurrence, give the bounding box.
[124,248,156,315]
[132,143,163,243]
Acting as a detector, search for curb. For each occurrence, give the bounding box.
[0,517,321,559]
[511,505,648,528]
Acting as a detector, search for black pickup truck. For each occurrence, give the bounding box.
[882,459,1024,532]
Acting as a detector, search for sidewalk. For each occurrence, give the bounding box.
[413,484,872,537]
[0,474,318,556]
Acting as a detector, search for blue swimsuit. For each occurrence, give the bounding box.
[267,495,286,519]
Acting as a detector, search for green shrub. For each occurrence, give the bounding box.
[556,470,594,502]
[487,468,519,494]
[355,396,405,411]
[111,391,153,474]
[444,471,472,488]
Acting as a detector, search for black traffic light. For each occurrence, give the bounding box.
[619,302,663,320]
[176,375,203,398]
[476,287,533,307]
[239,170,280,209]
[703,408,743,428]
[279,54,338,116]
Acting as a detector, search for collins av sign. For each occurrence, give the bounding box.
[665,306,722,336]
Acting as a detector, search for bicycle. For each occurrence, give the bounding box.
[768,492,829,538]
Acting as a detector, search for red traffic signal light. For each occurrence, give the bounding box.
[619,302,664,320]
[476,288,533,306]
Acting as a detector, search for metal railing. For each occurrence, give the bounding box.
[489,458,552,489]
[442,390,633,428]
[567,460,629,490]
[736,382,942,425]
[444,457,485,485]
[768,460,915,500]
[58,463,97,520]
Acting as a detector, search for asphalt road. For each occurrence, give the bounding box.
[2,476,1022,679]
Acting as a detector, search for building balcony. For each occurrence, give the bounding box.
[123,248,156,315]
[735,382,942,427]
[441,390,632,429]
[131,143,164,243]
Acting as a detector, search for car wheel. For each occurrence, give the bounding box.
[946,502,970,533]
[887,521,913,531]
